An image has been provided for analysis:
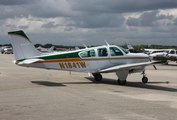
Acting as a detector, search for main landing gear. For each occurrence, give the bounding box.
[92,71,149,85]
[92,73,102,81]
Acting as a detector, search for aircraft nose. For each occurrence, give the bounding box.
[141,53,150,61]
[142,53,149,58]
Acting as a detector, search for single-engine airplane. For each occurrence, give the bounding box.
[8,30,165,85]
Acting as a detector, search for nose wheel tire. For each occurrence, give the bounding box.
[142,77,148,83]
[118,79,126,85]
[93,73,102,81]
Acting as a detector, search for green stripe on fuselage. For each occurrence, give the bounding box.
[16,51,81,62]
[8,30,30,41]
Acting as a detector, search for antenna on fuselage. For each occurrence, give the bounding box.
[104,40,110,46]
[82,43,88,49]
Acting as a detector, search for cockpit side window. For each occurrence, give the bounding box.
[118,46,129,54]
[80,49,95,58]
[97,48,108,57]
[170,50,175,54]
[110,47,123,56]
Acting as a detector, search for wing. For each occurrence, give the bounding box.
[99,60,165,73]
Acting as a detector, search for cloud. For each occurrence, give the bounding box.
[64,27,73,31]
[41,21,57,28]
[126,18,139,26]
[1,0,177,46]
[19,25,29,29]
[173,18,177,25]
[6,24,17,28]
[69,14,125,28]
[0,0,37,5]
[126,10,174,27]
[69,0,177,14]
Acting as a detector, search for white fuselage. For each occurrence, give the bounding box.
[18,45,149,74]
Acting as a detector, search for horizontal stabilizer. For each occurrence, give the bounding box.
[16,59,44,65]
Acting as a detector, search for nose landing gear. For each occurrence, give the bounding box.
[117,79,126,85]
[142,71,148,83]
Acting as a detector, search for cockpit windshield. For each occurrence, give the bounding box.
[118,46,129,54]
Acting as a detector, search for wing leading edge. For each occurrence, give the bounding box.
[99,60,166,73]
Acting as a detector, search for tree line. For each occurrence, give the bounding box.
[1,43,177,52]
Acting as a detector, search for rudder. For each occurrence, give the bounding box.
[8,30,41,61]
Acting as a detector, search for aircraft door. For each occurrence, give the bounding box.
[109,47,125,64]
[79,49,98,73]
[96,47,110,70]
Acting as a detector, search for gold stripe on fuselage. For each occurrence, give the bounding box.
[15,57,149,64]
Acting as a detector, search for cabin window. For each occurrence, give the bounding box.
[109,47,123,56]
[80,49,95,58]
[97,48,108,57]
[118,46,129,54]
[170,51,175,54]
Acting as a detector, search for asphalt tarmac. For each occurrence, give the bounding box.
[0,54,177,120]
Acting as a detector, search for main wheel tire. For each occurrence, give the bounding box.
[118,79,126,85]
[94,73,102,81]
[142,77,148,83]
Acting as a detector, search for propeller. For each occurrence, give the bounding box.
[82,43,88,49]
[163,52,169,58]
[104,40,110,46]
[141,47,157,70]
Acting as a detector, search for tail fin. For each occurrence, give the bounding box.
[127,44,134,50]
[8,30,41,61]
[48,46,54,52]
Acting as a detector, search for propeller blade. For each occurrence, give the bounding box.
[141,47,147,54]
[141,47,157,70]
[163,52,169,58]
[153,65,157,70]
[142,47,152,62]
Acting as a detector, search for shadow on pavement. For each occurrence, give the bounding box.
[85,77,177,92]
[31,81,66,87]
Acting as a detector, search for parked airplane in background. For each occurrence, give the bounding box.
[127,44,139,53]
[8,30,165,85]
[144,48,177,64]
[37,46,54,53]
[144,48,173,54]
[127,44,177,64]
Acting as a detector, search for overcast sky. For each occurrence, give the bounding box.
[1,0,177,46]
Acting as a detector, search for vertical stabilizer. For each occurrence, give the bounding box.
[8,30,41,61]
